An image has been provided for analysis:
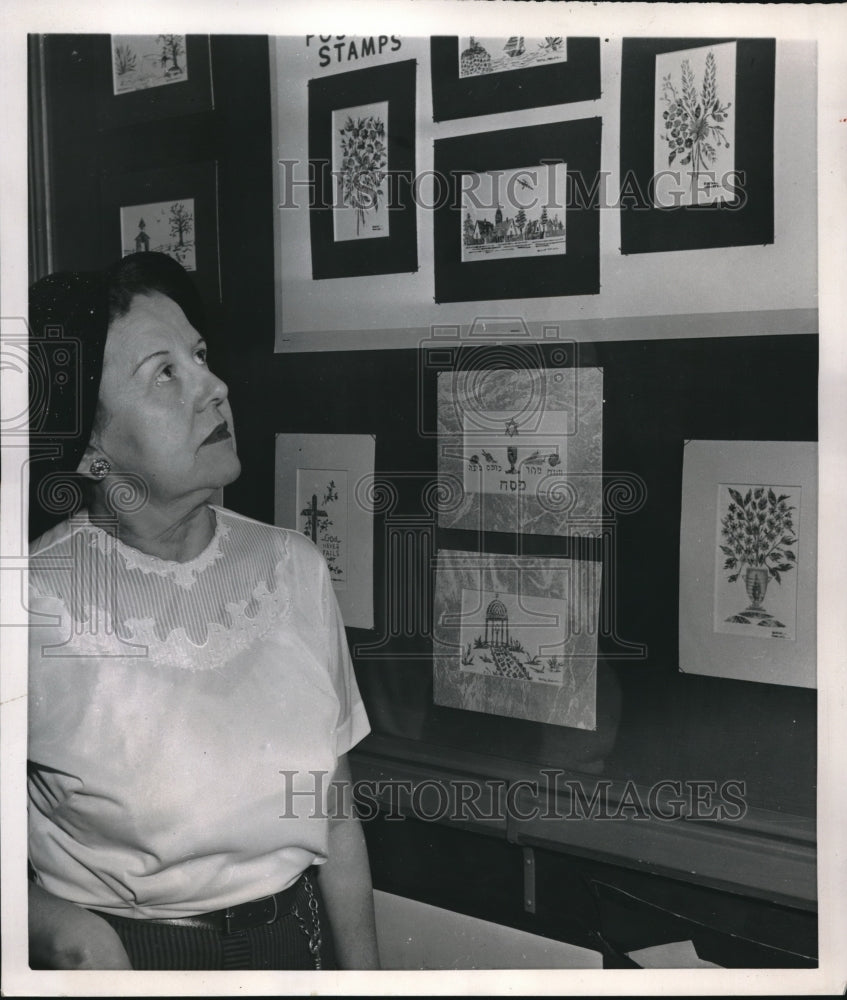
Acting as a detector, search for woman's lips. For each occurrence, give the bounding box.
[201,422,232,445]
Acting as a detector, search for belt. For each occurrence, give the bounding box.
[108,873,307,936]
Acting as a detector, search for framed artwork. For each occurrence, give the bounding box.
[111,34,189,95]
[274,433,376,630]
[437,366,603,536]
[98,35,213,129]
[100,160,221,305]
[679,440,816,688]
[430,36,600,121]
[620,38,775,253]
[433,550,601,729]
[308,59,417,280]
[433,117,601,303]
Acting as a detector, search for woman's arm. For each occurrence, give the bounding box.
[319,753,381,970]
[29,882,132,970]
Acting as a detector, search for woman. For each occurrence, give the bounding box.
[27,252,380,970]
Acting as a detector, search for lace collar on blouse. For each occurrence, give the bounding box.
[82,507,228,589]
[30,507,292,669]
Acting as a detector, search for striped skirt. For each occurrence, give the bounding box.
[91,872,337,971]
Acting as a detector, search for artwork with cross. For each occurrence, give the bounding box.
[300,493,328,545]
[275,434,375,629]
[296,469,348,587]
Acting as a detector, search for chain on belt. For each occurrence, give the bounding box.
[291,872,323,970]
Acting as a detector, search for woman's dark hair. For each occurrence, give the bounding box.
[104,251,205,337]
[28,252,206,540]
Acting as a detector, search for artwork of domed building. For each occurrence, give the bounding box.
[484,595,510,648]
[463,589,569,685]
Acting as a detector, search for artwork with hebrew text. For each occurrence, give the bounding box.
[462,407,569,500]
[438,366,603,536]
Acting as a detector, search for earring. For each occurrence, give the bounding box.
[89,457,111,480]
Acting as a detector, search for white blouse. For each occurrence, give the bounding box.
[27,506,370,918]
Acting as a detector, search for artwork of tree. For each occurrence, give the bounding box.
[169,202,193,247]
[114,44,137,76]
[514,207,527,236]
[158,34,185,76]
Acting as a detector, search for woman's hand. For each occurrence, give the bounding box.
[29,882,132,969]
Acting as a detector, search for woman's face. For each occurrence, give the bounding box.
[90,291,241,507]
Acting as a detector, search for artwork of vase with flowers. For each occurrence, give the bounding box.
[719,484,797,629]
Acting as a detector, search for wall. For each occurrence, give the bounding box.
[257,29,820,941]
[271,36,817,349]
[232,334,818,821]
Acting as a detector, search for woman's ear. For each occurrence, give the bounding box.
[76,443,97,478]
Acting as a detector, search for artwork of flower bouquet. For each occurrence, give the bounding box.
[312,61,416,276]
[719,485,797,628]
[658,46,734,205]
[338,112,387,236]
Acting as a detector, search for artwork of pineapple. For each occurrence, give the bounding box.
[460,38,493,77]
